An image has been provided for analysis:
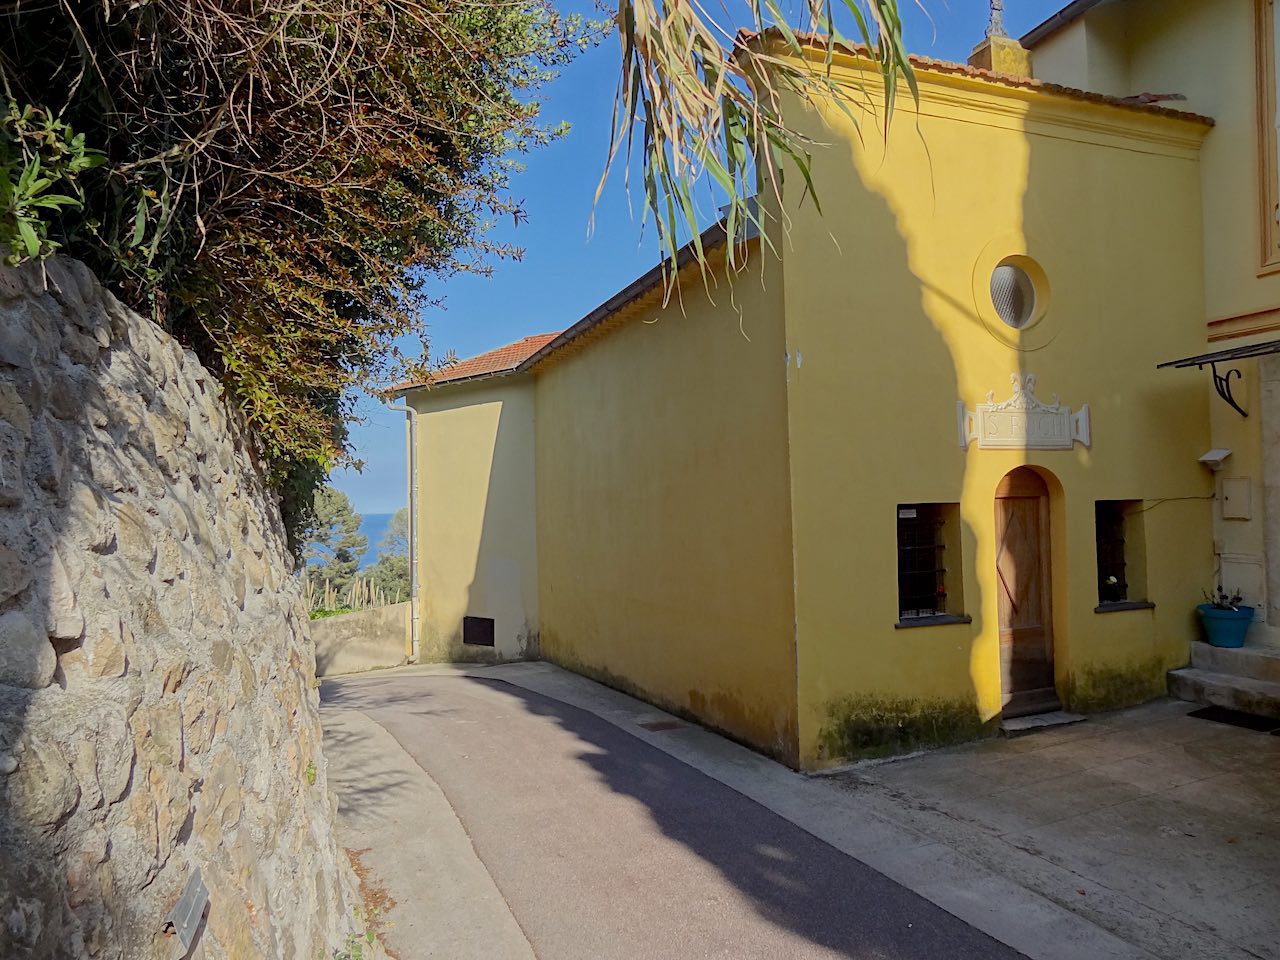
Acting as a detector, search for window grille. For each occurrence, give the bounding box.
[897,505,947,619]
[1095,501,1128,604]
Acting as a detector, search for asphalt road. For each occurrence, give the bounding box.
[322,673,1025,960]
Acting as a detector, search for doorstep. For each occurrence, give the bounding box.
[1000,710,1087,736]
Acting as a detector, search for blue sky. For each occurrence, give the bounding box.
[334,0,1068,514]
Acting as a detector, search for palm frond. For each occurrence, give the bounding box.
[601,0,915,290]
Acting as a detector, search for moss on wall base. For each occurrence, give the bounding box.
[415,624,542,665]
[517,629,540,660]
[817,695,995,763]
[544,648,799,767]
[416,646,504,664]
[1061,656,1168,713]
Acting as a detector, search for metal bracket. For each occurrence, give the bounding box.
[1201,361,1247,418]
[162,868,209,957]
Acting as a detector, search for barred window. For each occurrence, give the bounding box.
[897,504,948,619]
[1095,500,1150,610]
[1095,501,1129,604]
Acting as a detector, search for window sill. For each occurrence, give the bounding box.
[895,614,973,629]
[1094,600,1155,614]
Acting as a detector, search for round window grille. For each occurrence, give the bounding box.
[990,262,1037,329]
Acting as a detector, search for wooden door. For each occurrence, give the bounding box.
[995,468,1060,717]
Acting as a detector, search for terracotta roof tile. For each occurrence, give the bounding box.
[394,332,560,390]
[739,31,1214,126]
[903,52,1214,126]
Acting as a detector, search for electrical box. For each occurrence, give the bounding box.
[1222,477,1252,520]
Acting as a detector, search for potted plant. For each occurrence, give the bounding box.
[1197,586,1254,648]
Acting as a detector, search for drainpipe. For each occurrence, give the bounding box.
[384,400,420,663]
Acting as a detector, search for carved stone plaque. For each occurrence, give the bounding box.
[959,374,1090,450]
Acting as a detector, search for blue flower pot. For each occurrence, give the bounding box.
[1196,603,1254,648]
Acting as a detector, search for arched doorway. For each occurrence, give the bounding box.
[995,467,1060,717]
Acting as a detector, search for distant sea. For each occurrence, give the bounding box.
[357,512,394,570]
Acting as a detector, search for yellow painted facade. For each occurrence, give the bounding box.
[779,48,1212,766]
[533,259,799,761]
[1030,0,1280,322]
[399,6,1255,769]
[407,378,540,662]
[1028,0,1280,646]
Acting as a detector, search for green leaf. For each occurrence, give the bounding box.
[68,151,105,172]
[16,217,39,257]
[130,199,147,247]
[16,155,38,195]
[26,193,81,210]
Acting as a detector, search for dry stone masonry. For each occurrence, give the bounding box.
[0,257,369,958]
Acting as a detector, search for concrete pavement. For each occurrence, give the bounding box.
[834,698,1280,960]
[322,706,534,959]
[321,662,1276,960]
[321,668,1024,960]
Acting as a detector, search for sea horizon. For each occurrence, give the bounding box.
[356,512,395,570]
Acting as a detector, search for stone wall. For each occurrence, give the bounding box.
[313,603,409,677]
[0,258,371,958]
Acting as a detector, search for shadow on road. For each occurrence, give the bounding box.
[321,672,1019,960]
[321,713,416,827]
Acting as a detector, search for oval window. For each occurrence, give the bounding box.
[990,261,1037,329]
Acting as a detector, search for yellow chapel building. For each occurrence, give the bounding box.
[393,0,1280,770]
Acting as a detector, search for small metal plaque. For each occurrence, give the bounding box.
[163,867,209,955]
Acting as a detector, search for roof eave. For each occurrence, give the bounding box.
[389,223,736,396]
[741,28,1212,127]
[393,366,531,394]
[513,221,733,376]
[1020,0,1107,48]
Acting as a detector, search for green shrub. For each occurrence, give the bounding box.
[0,0,589,539]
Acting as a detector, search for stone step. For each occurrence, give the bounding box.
[1190,640,1280,684]
[1167,667,1280,721]
[1000,710,1086,736]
